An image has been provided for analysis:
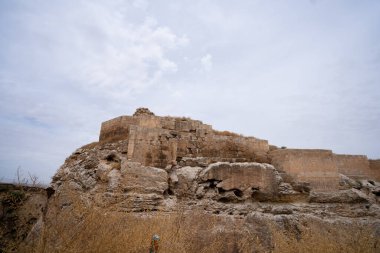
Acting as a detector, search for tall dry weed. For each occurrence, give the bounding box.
[271,217,379,253]
[21,189,379,253]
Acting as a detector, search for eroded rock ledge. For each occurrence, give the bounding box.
[51,139,380,215]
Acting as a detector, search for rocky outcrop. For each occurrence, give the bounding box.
[49,138,379,212]
[309,188,372,203]
[120,161,168,194]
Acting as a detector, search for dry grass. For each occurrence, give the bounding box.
[27,209,229,252]
[213,130,242,137]
[270,218,379,253]
[22,190,229,253]
[79,141,100,150]
[21,190,379,253]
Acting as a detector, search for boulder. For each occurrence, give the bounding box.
[200,162,281,198]
[120,161,168,194]
[107,169,121,191]
[278,183,298,195]
[171,166,203,197]
[339,174,361,190]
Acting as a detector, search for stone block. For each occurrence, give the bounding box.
[200,162,280,196]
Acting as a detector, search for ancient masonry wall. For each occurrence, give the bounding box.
[100,114,269,168]
[269,149,340,191]
[99,116,137,142]
[99,110,379,186]
[334,154,371,180]
[99,115,212,142]
[369,159,380,181]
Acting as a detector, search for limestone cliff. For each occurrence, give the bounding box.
[19,108,380,252]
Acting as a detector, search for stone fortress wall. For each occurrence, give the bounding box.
[100,108,269,168]
[334,154,371,180]
[99,108,379,191]
[369,159,380,181]
[269,149,340,191]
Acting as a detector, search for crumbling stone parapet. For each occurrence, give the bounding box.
[99,108,269,168]
[133,107,155,116]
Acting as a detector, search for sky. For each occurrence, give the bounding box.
[0,0,379,184]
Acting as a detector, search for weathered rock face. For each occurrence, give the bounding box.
[120,161,168,194]
[309,188,373,203]
[0,183,47,252]
[17,108,380,252]
[200,162,281,200]
[169,166,203,197]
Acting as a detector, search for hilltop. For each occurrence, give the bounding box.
[5,108,380,252]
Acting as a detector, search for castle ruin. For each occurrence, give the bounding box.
[99,108,380,192]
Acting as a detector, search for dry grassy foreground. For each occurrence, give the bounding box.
[20,196,379,253]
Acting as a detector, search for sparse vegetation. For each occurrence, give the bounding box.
[80,141,100,150]
[213,130,242,137]
[26,211,379,253]
[13,167,42,188]
[270,219,378,253]
[21,190,379,253]
[0,181,47,253]
[7,189,26,204]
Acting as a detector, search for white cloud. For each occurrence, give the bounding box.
[200,54,213,72]
[2,1,188,99]
[1,0,380,183]
[132,0,149,10]
[74,16,187,96]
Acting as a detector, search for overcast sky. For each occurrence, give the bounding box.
[1,0,379,183]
